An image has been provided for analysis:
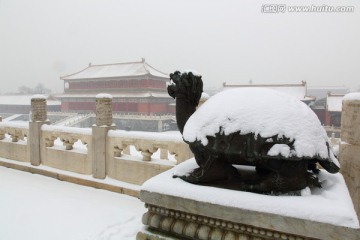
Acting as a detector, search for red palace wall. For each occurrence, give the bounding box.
[61,102,70,112]
[149,104,167,113]
[137,103,149,113]
[62,101,170,114]
[312,108,326,125]
[67,79,166,92]
[68,102,96,111]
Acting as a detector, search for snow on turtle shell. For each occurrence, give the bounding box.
[183,88,339,165]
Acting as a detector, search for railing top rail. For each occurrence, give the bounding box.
[42,124,92,136]
[108,130,183,143]
[0,122,29,129]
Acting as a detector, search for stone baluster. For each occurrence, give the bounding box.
[168,143,194,164]
[92,94,115,179]
[135,141,158,161]
[29,95,50,166]
[45,136,57,147]
[114,145,122,157]
[0,129,5,140]
[160,148,168,160]
[123,145,131,155]
[11,132,19,142]
[340,93,360,218]
[61,137,77,150]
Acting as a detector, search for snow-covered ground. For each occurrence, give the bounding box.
[0,165,146,240]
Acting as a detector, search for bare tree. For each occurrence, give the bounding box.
[33,83,51,94]
[18,86,32,94]
[17,84,51,94]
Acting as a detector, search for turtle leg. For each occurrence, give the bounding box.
[241,160,310,193]
[175,144,240,183]
[177,155,240,184]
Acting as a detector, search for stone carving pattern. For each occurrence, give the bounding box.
[42,130,90,151]
[0,126,28,143]
[112,137,192,163]
[142,204,314,240]
[31,98,47,122]
[96,99,112,126]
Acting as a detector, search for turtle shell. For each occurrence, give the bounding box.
[183,88,339,166]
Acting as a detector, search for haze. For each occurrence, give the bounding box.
[0,0,359,94]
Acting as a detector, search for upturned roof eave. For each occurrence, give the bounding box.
[61,73,168,81]
[60,60,169,81]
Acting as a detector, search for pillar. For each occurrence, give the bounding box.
[29,95,49,166]
[92,94,115,179]
[340,93,360,218]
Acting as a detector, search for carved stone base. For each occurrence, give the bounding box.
[138,192,359,240]
[139,203,310,240]
[137,160,359,240]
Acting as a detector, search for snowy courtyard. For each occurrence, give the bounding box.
[0,164,146,240]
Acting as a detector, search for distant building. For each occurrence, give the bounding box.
[0,95,60,114]
[307,86,349,126]
[56,59,174,115]
[308,86,350,99]
[310,91,346,127]
[222,81,316,104]
[310,98,327,125]
[325,93,344,127]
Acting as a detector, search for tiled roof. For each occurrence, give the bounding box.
[61,59,168,80]
[0,95,61,106]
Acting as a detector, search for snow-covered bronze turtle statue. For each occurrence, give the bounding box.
[167,70,340,194]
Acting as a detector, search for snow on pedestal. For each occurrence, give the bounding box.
[139,159,359,240]
[143,159,359,228]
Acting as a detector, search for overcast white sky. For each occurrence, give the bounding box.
[0,0,359,94]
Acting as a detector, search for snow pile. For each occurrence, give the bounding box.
[142,159,359,228]
[181,69,201,77]
[183,88,337,164]
[96,93,113,99]
[200,92,210,101]
[32,94,47,99]
[343,92,360,101]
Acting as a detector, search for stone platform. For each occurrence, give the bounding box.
[137,159,360,240]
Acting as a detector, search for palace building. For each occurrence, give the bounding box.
[57,59,174,115]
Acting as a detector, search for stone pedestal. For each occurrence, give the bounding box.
[137,160,359,240]
[340,94,360,218]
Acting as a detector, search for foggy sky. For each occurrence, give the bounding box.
[0,0,359,94]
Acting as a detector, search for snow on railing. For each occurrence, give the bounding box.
[0,121,29,143]
[41,125,92,150]
[108,130,192,164]
[0,95,193,185]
